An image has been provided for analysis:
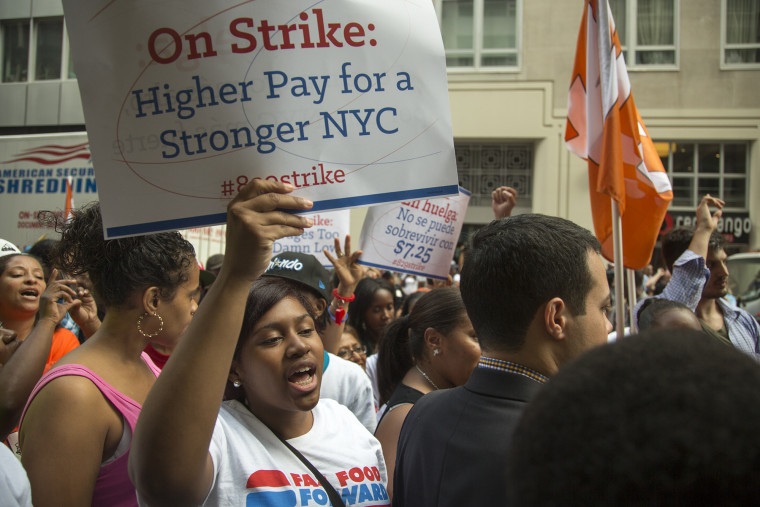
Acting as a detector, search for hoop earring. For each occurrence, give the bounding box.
[137,312,164,338]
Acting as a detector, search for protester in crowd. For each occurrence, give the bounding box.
[25,238,100,344]
[130,180,389,506]
[375,287,479,500]
[363,266,383,279]
[393,214,612,507]
[336,325,367,371]
[398,291,425,318]
[637,298,702,333]
[197,263,217,304]
[1,265,94,455]
[634,195,760,357]
[348,277,395,407]
[25,239,58,281]
[608,269,645,333]
[18,203,199,506]
[491,186,518,219]
[0,247,97,374]
[507,328,760,506]
[0,263,82,504]
[643,266,670,296]
[262,246,376,432]
[0,426,31,506]
[381,271,405,312]
[401,275,418,296]
[347,278,395,355]
[205,253,224,277]
[143,260,212,370]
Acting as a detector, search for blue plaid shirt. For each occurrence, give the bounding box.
[59,313,80,335]
[634,250,760,359]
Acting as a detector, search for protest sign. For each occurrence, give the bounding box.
[62,0,458,239]
[0,133,98,248]
[357,187,470,280]
[273,210,350,266]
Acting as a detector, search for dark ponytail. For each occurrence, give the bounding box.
[377,315,413,407]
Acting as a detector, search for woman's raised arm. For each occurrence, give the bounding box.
[129,180,313,506]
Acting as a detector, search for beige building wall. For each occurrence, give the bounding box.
[442,0,760,251]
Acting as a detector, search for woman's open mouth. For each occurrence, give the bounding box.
[288,365,318,392]
[20,289,39,300]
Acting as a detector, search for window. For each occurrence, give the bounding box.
[722,0,760,66]
[656,141,749,210]
[0,17,67,83]
[1,20,30,82]
[34,18,63,80]
[454,142,532,206]
[608,0,678,68]
[436,0,520,71]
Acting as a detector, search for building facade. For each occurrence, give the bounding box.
[1,0,758,256]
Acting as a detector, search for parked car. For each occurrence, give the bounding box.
[726,252,760,323]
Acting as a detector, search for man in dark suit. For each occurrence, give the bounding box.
[392,214,613,507]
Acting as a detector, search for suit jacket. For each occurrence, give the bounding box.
[392,366,543,507]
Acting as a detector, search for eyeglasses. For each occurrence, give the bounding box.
[337,345,367,359]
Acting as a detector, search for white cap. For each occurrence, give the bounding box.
[0,239,21,258]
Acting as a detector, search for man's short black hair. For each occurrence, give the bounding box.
[662,227,726,272]
[507,329,760,506]
[460,214,600,352]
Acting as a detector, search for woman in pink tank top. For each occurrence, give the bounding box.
[19,203,200,507]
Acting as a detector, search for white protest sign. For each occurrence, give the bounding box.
[357,187,470,280]
[62,0,458,239]
[272,210,350,267]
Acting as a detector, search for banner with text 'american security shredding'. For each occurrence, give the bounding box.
[62,0,459,238]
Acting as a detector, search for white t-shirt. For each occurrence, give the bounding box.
[0,443,32,507]
[320,352,377,433]
[365,353,380,407]
[205,399,389,506]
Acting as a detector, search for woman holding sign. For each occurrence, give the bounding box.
[129,180,389,506]
[19,203,199,507]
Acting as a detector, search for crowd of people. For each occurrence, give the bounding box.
[1,183,759,506]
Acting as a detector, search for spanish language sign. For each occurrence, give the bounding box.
[0,133,98,248]
[62,0,458,239]
[357,187,470,280]
[273,210,350,266]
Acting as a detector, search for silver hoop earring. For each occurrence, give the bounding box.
[137,312,164,338]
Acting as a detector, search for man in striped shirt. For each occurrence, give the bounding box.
[634,194,760,358]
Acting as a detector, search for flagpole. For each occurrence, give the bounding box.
[626,268,638,333]
[611,198,625,336]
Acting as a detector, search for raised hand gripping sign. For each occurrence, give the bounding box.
[62,0,458,238]
[357,187,470,280]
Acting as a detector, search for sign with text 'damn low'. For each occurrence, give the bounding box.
[62,0,458,238]
[272,210,350,267]
[357,187,470,280]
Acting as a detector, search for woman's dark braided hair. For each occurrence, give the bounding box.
[40,202,195,308]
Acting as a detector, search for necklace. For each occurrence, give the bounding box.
[415,365,439,390]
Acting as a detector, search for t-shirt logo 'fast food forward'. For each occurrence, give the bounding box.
[246,468,389,506]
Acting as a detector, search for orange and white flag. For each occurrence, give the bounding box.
[64,176,74,221]
[565,0,672,270]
